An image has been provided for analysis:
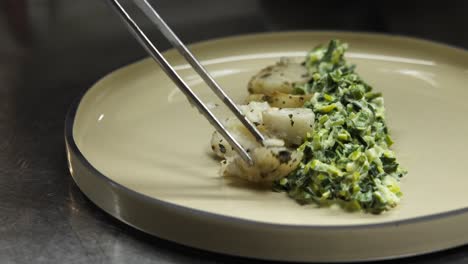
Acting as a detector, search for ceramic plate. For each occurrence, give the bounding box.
[65,32,468,262]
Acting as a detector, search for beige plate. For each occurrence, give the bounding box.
[66,32,468,262]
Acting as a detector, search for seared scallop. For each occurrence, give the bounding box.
[245,92,313,108]
[247,58,311,95]
[262,108,315,146]
[221,146,303,183]
[210,102,314,182]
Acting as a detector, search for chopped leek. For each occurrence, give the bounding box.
[275,40,407,214]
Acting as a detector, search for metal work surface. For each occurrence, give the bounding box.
[1,0,467,263]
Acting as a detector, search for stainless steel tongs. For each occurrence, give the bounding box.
[108,0,264,165]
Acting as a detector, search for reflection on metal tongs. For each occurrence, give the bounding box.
[107,0,265,165]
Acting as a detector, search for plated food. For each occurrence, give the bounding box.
[69,32,468,261]
[211,40,407,213]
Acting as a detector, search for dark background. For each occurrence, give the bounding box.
[1,0,467,263]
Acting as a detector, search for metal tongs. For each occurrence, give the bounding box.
[109,0,264,165]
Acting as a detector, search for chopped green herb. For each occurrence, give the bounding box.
[274,40,407,214]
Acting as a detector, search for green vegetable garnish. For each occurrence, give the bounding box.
[274,40,407,214]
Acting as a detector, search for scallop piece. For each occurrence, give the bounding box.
[210,128,259,159]
[247,58,311,95]
[210,102,269,158]
[211,131,235,158]
[245,92,312,108]
[262,108,315,146]
[210,101,311,182]
[221,146,302,183]
[211,117,302,183]
[210,119,261,159]
[238,101,270,125]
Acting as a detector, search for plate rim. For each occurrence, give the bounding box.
[66,30,468,230]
